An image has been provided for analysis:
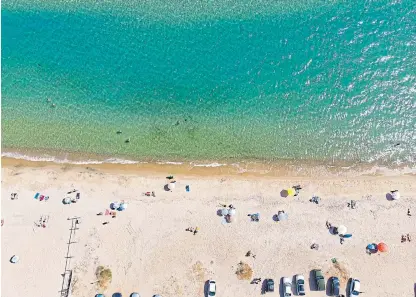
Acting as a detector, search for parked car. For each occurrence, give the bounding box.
[266,279,275,292]
[208,280,216,296]
[295,274,306,296]
[349,278,361,296]
[313,269,325,291]
[330,277,340,295]
[282,277,292,297]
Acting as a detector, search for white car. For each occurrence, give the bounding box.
[295,274,305,296]
[208,280,216,296]
[282,277,292,297]
[350,278,360,296]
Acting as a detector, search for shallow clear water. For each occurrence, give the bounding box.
[2,0,416,164]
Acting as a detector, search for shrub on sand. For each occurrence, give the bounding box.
[235,262,253,280]
[96,266,112,289]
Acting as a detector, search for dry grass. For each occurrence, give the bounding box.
[235,262,253,280]
[96,266,112,289]
[326,261,350,286]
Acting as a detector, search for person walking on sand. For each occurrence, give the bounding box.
[193,227,199,235]
[102,221,110,225]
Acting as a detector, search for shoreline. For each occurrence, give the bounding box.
[2,152,415,179]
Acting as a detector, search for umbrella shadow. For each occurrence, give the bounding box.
[164,184,171,192]
[280,190,289,198]
[413,283,416,297]
[272,214,279,222]
[216,209,223,216]
[386,193,394,201]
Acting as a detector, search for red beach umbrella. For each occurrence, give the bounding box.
[377,242,388,252]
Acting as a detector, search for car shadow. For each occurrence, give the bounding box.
[309,270,316,291]
[326,277,332,296]
[279,278,284,297]
[292,275,297,295]
[346,278,352,297]
[261,279,267,295]
[204,280,210,297]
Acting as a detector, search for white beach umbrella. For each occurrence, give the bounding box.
[338,225,347,235]
[391,191,400,200]
[168,182,176,190]
[221,208,229,216]
[277,212,288,221]
[119,203,128,211]
[10,255,19,263]
[130,293,141,297]
[229,208,236,216]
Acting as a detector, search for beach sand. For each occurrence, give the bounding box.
[1,158,415,297]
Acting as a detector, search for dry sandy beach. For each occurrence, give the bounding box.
[1,158,416,297]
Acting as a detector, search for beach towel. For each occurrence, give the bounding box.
[40,195,45,201]
[34,193,40,199]
[105,209,110,216]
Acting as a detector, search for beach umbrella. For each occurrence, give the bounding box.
[221,208,229,216]
[118,203,128,211]
[130,293,140,297]
[287,188,295,196]
[338,225,347,235]
[391,191,400,200]
[95,294,105,297]
[277,212,288,221]
[153,295,162,297]
[377,242,388,252]
[10,255,19,263]
[62,197,71,205]
[110,202,120,210]
[168,182,176,190]
[229,208,236,216]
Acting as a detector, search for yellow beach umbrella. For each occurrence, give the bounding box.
[287,188,296,196]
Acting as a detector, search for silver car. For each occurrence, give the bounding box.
[295,274,305,296]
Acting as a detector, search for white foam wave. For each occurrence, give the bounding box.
[191,162,227,167]
[1,152,141,165]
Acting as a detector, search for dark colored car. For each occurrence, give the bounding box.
[331,277,340,295]
[266,279,275,292]
[313,269,325,291]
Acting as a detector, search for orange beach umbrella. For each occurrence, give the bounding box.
[377,242,388,252]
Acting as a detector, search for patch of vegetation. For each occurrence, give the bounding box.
[96,266,112,289]
[235,262,253,280]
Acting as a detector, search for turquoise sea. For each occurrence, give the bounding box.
[2,0,416,165]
